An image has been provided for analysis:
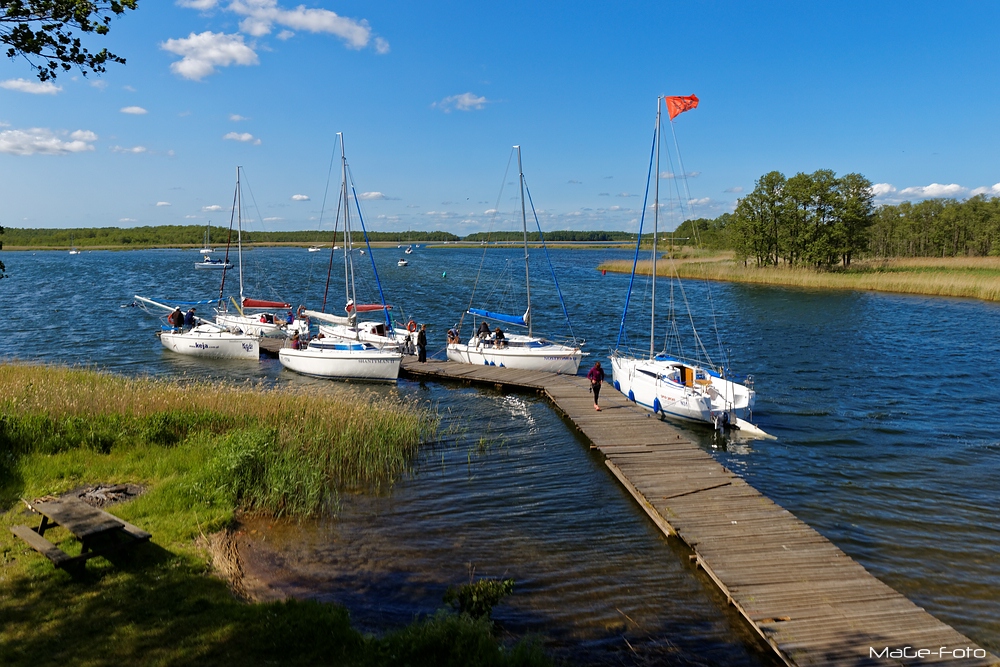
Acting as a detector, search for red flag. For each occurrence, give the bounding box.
[664,95,699,120]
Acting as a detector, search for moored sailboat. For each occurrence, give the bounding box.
[446,145,583,374]
[134,295,260,360]
[610,95,768,437]
[279,133,402,381]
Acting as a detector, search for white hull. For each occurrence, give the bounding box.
[319,321,415,353]
[279,338,401,381]
[611,354,755,428]
[447,334,582,374]
[194,261,232,269]
[159,326,259,360]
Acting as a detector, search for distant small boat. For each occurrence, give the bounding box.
[308,246,323,252]
[69,234,80,254]
[397,258,408,266]
[404,246,413,254]
[194,256,233,270]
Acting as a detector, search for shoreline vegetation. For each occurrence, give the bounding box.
[598,251,1000,302]
[0,364,548,666]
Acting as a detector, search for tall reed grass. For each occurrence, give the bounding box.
[0,363,436,516]
[597,255,1000,301]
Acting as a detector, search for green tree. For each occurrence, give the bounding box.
[834,172,874,267]
[1,1,137,81]
[0,224,6,278]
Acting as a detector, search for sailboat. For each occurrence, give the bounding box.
[68,235,80,255]
[213,167,308,339]
[610,95,767,436]
[446,146,583,374]
[134,295,260,360]
[280,133,403,381]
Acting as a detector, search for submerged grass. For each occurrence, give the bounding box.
[0,363,546,666]
[598,254,1000,302]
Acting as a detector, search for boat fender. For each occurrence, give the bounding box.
[628,390,635,403]
[652,398,662,414]
[613,380,620,392]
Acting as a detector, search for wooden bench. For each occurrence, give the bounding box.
[11,497,151,571]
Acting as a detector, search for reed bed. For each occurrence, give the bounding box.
[0,363,437,517]
[597,256,1000,302]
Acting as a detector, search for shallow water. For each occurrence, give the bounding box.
[1,246,997,663]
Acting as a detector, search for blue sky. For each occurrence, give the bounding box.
[2,1,999,234]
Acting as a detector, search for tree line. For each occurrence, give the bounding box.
[683,170,1000,266]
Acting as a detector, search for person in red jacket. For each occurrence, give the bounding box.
[587,361,605,411]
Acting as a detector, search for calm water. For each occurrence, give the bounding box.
[1,246,997,664]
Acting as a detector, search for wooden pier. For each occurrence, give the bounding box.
[400,358,998,667]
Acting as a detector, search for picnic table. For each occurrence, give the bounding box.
[11,497,151,571]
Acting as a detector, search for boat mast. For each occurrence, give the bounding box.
[340,134,351,317]
[516,145,532,338]
[236,166,245,305]
[650,99,661,358]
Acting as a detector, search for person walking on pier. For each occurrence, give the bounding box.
[588,361,605,411]
[417,324,427,362]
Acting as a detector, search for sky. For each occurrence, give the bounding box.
[2,1,1000,235]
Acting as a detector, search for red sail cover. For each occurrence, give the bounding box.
[243,297,291,309]
[346,303,392,313]
[664,95,699,120]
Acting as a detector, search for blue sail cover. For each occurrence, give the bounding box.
[468,308,526,326]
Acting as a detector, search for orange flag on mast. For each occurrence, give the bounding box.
[664,95,699,120]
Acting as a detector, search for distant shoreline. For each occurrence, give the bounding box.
[4,241,634,251]
[598,253,1000,302]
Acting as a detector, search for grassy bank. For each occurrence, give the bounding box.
[598,253,1000,302]
[0,364,546,666]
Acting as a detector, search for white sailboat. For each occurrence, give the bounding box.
[134,295,260,360]
[68,235,80,255]
[446,145,583,374]
[280,133,402,381]
[194,256,233,270]
[610,96,768,437]
[213,167,308,339]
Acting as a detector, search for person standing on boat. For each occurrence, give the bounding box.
[588,361,605,411]
[168,307,184,328]
[184,308,196,328]
[477,320,491,342]
[417,324,427,362]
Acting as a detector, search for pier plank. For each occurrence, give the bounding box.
[399,359,998,667]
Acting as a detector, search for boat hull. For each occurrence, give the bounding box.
[447,336,582,374]
[611,354,754,427]
[279,343,401,381]
[319,322,415,354]
[159,327,259,360]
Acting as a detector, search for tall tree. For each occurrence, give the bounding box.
[834,173,874,267]
[1,1,137,81]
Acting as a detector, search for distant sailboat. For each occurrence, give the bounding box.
[68,235,80,255]
[200,224,214,254]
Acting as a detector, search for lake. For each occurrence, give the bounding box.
[1,245,997,665]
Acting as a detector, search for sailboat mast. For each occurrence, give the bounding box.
[650,99,661,358]
[339,134,351,315]
[236,166,245,305]
[516,145,532,338]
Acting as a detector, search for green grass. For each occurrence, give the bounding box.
[0,363,547,666]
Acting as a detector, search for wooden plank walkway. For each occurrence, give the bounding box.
[401,358,998,667]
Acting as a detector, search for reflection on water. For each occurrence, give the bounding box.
[1,247,998,660]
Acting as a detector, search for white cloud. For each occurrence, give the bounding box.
[0,127,97,155]
[263,216,283,221]
[121,106,148,115]
[660,170,700,179]
[203,204,224,212]
[688,197,711,206]
[432,92,489,113]
[870,183,897,197]
[119,218,138,223]
[970,183,1000,196]
[177,0,217,8]
[291,194,310,201]
[156,201,172,207]
[229,114,249,121]
[358,191,384,200]
[229,0,383,52]
[184,214,200,219]
[223,131,261,145]
[161,31,259,81]
[277,30,294,40]
[111,145,148,154]
[0,78,61,94]
[898,183,966,198]
[724,186,744,194]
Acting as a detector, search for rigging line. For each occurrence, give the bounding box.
[523,178,578,346]
[218,173,240,302]
[320,165,344,313]
[616,115,658,350]
[462,148,514,335]
[237,167,284,302]
[349,172,393,333]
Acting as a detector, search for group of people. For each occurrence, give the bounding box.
[468,320,506,348]
[168,307,197,329]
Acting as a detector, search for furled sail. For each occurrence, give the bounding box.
[468,307,529,327]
